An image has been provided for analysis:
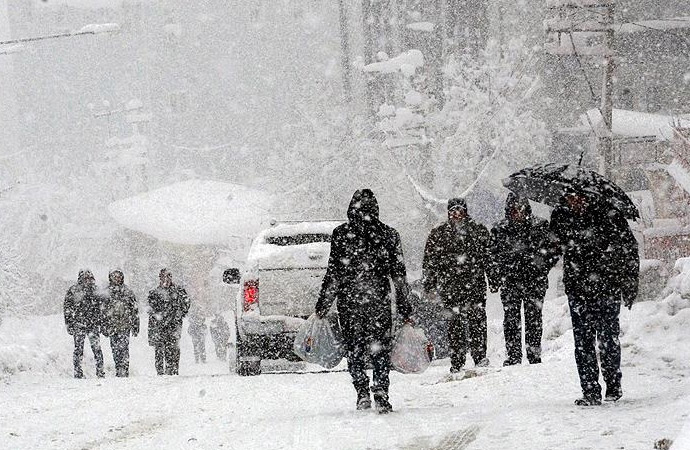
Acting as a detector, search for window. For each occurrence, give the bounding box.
[265,234,331,246]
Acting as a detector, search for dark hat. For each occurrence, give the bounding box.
[447,197,467,212]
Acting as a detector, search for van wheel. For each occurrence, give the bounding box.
[235,325,261,376]
[237,360,261,376]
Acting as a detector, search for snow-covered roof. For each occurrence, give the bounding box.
[583,109,690,141]
[108,180,272,246]
[667,159,690,195]
[617,17,690,34]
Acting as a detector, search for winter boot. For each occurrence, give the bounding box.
[574,396,602,406]
[604,386,623,402]
[373,391,392,414]
[503,358,520,367]
[356,389,372,411]
[450,365,464,374]
[476,357,490,368]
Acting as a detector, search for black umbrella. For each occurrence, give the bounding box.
[502,163,639,220]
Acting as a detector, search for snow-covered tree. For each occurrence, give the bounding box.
[429,38,550,200]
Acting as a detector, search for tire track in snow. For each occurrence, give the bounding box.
[78,417,168,450]
[400,424,481,450]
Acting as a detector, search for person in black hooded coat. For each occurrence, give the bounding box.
[489,193,560,366]
[63,269,105,378]
[550,191,639,406]
[316,189,412,414]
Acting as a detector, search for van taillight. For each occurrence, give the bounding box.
[243,280,259,312]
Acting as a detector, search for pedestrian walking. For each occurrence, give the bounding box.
[422,197,491,373]
[187,313,207,364]
[209,314,231,361]
[102,269,139,377]
[63,269,105,378]
[489,193,559,366]
[315,189,412,414]
[550,191,639,405]
[147,269,191,375]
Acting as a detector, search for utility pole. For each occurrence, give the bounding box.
[545,0,616,177]
[338,0,352,103]
[600,2,615,178]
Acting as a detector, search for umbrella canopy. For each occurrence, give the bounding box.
[502,164,639,220]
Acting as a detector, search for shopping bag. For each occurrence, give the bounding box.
[391,324,433,374]
[293,314,345,369]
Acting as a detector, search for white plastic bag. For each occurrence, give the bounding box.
[391,324,432,374]
[293,314,345,369]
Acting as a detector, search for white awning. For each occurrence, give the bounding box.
[108,179,272,246]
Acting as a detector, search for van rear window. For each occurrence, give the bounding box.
[264,233,331,246]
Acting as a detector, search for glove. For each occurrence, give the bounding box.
[66,325,74,336]
[623,296,634,310]
[403,317,414,326]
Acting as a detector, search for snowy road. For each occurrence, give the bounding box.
[2,282,690,450]
[1,354,688,450]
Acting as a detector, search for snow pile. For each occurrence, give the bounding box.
[406,22,435,32]
[362,49,424,75]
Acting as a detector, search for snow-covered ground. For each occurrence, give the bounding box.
[1,272,690,450]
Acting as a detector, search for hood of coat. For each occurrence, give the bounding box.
[77,269,95,286]
[109,269,125,287]
[505,192,532,222]
[347,189,380,228]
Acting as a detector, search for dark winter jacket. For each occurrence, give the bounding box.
[422,213,491,306]
[147,283,191,346]
[550,202,639,304]
[64,270,103,334]
[102,270,140,336]
[315,189,412,343]
[489,194,560,293]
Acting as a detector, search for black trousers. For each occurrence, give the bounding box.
[110,333,131,377]
[502,285,545,364]
[73,330,104,378]
[447,300,487,370]
[340,309,392,399]
[346,334,392,399]
[568,288,622,400]
[192,336,206,363]
[154,338,181,375]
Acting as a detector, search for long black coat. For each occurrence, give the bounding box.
[64,273,103,334]
[422,217,491,306]
[147,284,191,346]
[550,203,639,303]
[316,190,411,345]
[489,196,560,293]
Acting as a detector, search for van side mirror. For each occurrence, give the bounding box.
[222,268,241,285]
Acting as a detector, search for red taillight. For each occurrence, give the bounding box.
[243,280,259,312]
